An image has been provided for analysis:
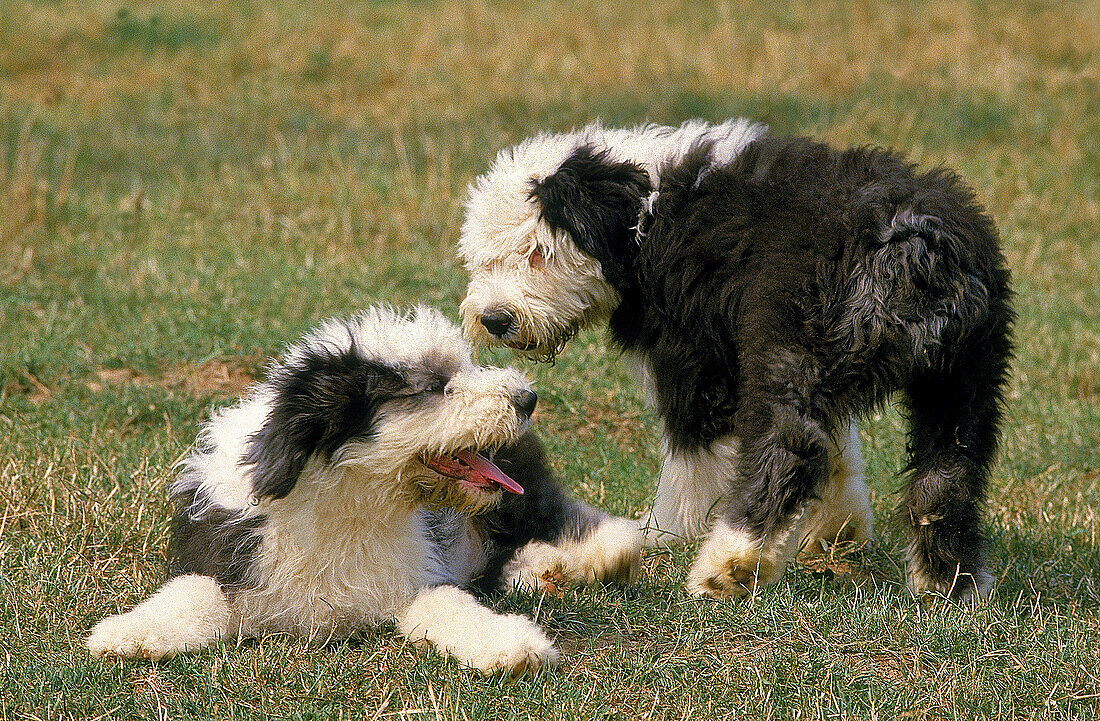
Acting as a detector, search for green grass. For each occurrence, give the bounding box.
[2,0,1098,718]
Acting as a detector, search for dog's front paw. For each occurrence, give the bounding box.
[86,613,180,660]
[501,542,573,594]
[464,614,559,676]
[86,575,230,660]
[400,585,559,676]
[571,516,642,585]
[502,517,642,593]
[685,521,790,599]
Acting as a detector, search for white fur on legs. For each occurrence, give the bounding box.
[499,542,573,593]
[86,574,232,660]
[501,516,643,593]
[398,585,558,675]
[801,419,874,553]
[642,435,740,548]
[685,518,801,599]
[565,516,642,584]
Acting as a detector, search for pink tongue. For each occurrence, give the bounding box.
[453,450,524,494]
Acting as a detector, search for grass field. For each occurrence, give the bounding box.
[2,0,1098,718]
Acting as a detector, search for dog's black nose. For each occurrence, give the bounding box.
[514,390,537,417]
[480,310,514,338]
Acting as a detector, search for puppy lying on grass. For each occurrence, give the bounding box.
[86,305,641,674]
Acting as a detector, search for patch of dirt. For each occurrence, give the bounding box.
[864,651,918,685]
[130,665,177,702]
[540,388,653,451]
[4,370,53,404]
[796,541,883,587]
[572,408,650,447]
[6,358,259,403]
[1076,365,1100,400]
[87,359,258,398]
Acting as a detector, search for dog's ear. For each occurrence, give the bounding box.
[243,347,404,500]
[529,145,651,288]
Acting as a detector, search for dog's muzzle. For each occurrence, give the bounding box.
[480,309,516,338]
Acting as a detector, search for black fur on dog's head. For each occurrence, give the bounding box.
[243,345,410,500]
[234,308,535,506]
[529,144,651,290]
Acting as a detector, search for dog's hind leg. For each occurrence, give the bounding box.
[800,418,874,553]
[398,584,558,675]
[643,435,740,548]
[643,452,699,547]
[900,343,1010,602]
[687,370,833,598]
[86,574,234,659]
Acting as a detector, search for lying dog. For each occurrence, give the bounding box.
[459,123,1012,601]
[86,306,641,673]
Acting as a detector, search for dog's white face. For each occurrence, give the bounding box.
[245,306,536,513]
[458,135,620,361]
[458,119,767,361]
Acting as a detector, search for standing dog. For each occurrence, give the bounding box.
[461,120,873,558]
[87,306,640,673]
[459,122,1012,601]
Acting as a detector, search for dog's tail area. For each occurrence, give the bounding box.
[835,162,1013,367]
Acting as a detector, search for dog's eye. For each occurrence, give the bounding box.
[529,246,545,269]
[423,377,447,394]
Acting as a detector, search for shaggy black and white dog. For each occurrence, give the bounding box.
[86,306,641,673]
[462,121,873,562]
[459,122,1013,601]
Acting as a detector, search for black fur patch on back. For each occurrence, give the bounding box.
[614,132,1012,596]
[167,485,266,589]
[243,344,408,499]
[529,145,651,288]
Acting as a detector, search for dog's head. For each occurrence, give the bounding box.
[242,306,536,513]
[459,119,765,362]
[459,133,651,361]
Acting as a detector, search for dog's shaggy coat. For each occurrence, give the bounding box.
[460,122,1012,601]
[461,121,873,555]
[86,306,641,673]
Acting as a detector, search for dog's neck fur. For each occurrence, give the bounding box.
[571,149,747,451]
[246,464,428,633]
[532,139,742,353]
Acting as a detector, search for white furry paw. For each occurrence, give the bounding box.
[459,613,559,676]
[87,612,181,660]
[801,424,874,554]
[571,516,642,585]
[800,485,874,554]
[86,574,231,660]
[399,585,558,676]
[501,542,573,594]
[501,517,643,593]
[685,521,790,599]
